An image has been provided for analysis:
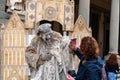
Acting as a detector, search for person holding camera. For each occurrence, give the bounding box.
[67,36,102,80]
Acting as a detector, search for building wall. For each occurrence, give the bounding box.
[0,30,27,80]
[0,11,28,80]
[90,0,120,57]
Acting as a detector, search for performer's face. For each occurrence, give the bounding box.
[40,32,52,42]
[37,23,52,42]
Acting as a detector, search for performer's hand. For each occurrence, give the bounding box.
[69,39,77,51]
[66,74,75,80]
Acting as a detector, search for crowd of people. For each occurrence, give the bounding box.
[25,23,120,80]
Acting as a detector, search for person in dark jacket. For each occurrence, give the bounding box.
[105,53,119,80]
[66,36,102,80]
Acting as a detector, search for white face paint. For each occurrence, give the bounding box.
[40,32,52,42]
[36,23,52,42]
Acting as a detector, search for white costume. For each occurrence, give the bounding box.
[25,23,67,80]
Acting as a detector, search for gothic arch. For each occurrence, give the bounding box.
[39,20,63,35]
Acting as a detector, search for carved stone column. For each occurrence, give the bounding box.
[78,0,90,27]
[109,0,119,54]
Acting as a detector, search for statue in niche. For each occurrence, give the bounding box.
[6,0,25,13]
[25,23,70,80]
